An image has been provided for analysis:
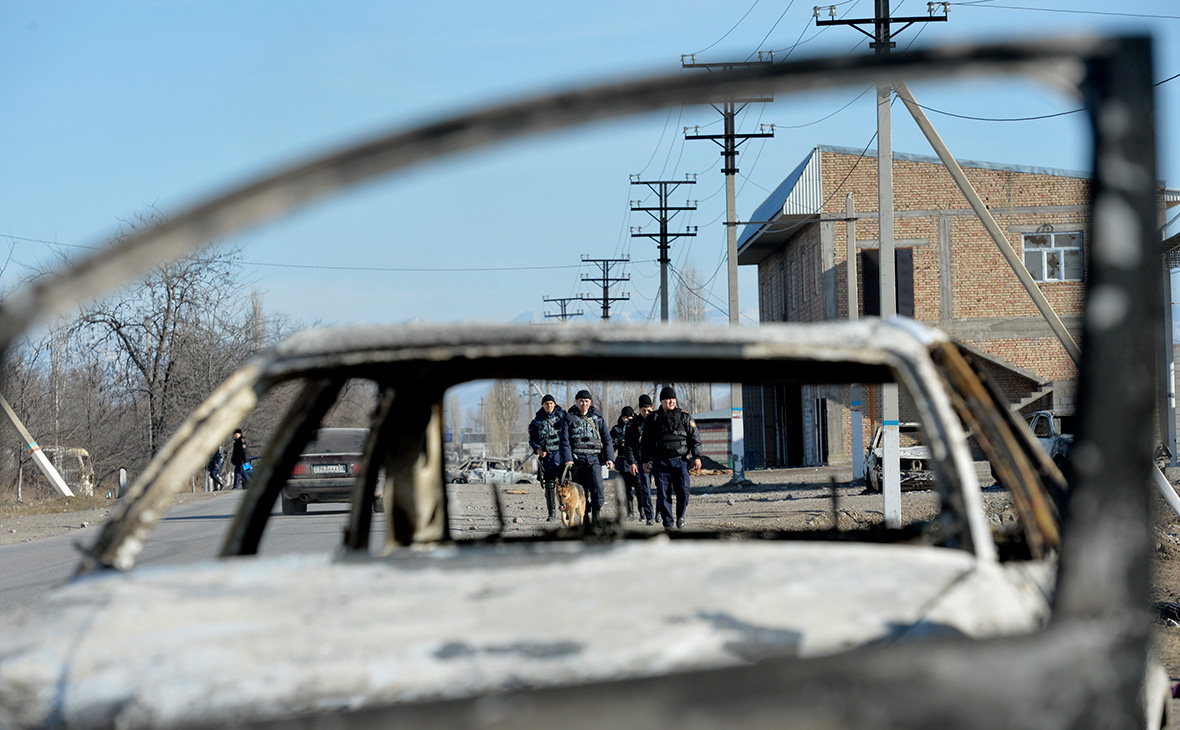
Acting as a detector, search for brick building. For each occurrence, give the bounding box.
[736,145,1165,469]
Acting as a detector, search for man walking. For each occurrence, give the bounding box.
[528,394,565,521]
[231,428,250,490]
[610,406,636,519]
[559,389,614,527]
[623,394,656,525]
[641,386,702,530]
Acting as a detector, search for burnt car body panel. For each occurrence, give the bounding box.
[0,33,1164,730]
[864,422,935,492]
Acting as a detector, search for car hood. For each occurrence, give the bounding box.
[0,540,1052,728]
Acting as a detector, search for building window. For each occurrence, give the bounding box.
[801,247,809,303]
[1023,230,1083,282]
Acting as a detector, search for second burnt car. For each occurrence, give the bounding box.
[863,422,934,493]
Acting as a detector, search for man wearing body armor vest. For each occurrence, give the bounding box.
[558,389,614,527]
[622,393,656,525]
[528,394,565,521]
[610,407,636,519]
[641,386,703,530]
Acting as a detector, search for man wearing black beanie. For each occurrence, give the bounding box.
[622,393,656,525]
[641,386,702,530]
[558,389,614,527]
[528,394,565,521]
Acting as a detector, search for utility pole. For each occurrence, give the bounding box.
[630,174,698,321]
[542,296,585,322]
[817,1,947,527]
[683,53,775,481]
[579,256,630,322]
[580,256,630,418]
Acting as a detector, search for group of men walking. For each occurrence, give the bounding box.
[528,386,703,529]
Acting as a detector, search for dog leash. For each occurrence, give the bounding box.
[559,463,572,484]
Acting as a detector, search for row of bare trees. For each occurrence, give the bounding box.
[1,214,297,498]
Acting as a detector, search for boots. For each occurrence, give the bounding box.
[544,484,556,522]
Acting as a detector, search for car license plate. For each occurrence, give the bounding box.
[312,464,347,475]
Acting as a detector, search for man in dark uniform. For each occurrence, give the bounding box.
[623,394,656,526]
[230,428,250,490]
[610,406,636,519]
[528,394,565,521]
[559,389,614,527]
[641,386,702,530]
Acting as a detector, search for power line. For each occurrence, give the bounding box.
[955,2,1180,21]
[1,234,648,274]
[692,0,764,55]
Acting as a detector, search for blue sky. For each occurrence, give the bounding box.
[4,1,1180,333]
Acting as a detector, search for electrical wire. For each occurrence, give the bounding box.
[954,2,1180,21]
[691,0,764,56]
[1,234,656,275]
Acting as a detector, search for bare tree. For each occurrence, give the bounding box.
[483,379,523,457]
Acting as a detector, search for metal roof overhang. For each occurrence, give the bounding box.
[737,149,822,265]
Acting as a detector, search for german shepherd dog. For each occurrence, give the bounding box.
[555,476,587,528]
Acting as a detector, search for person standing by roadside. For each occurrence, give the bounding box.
[206,445,224,491]
[231,428,250,490]
[610,407,636,519]
[528,394,565,521]
[623,394,656,525]
[559,389,614,527]
[641,386,702,530]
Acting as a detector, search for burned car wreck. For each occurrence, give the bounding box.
[0,32,1168,730]
[0,319,1079,728]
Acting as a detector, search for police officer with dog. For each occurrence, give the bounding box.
[559,389,614,527]
[622,393,656,525]
[641,386,702,530]
[528,394,565,521]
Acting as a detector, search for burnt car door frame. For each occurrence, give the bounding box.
[39,34,1161,729]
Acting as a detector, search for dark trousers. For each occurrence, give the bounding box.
[626,468,653,521]
[651,457,691,527]
[540,453,562,517]
[233,463,249,490]
[571,456,605,514]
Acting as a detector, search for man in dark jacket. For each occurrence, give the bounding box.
[230,428,250,490]
[610,406,636,519]
[641,386,702,530]
[528,394,565,521]
[559,389,614,527]
[622,394,655,525]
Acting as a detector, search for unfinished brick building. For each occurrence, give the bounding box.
[738,145,1099,469]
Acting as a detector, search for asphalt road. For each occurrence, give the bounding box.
[0,492,385,612]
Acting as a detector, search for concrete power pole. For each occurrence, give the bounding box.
[543,296,585,322]
[630,175,698,322]
[818,1,946,526]
[0,393,74,497]
[683,53,775,481]
[579,256,630,322]
[580,256,630,417]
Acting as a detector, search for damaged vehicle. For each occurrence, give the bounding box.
[0,33,1167,730]
[0,319,1086,728]
[447,455,533,485]
[863,422,934,493]
[1024,409,1075,470]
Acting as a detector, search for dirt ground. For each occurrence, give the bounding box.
[6,465,1180,710]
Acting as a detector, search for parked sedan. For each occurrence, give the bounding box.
[281,427,381,514]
